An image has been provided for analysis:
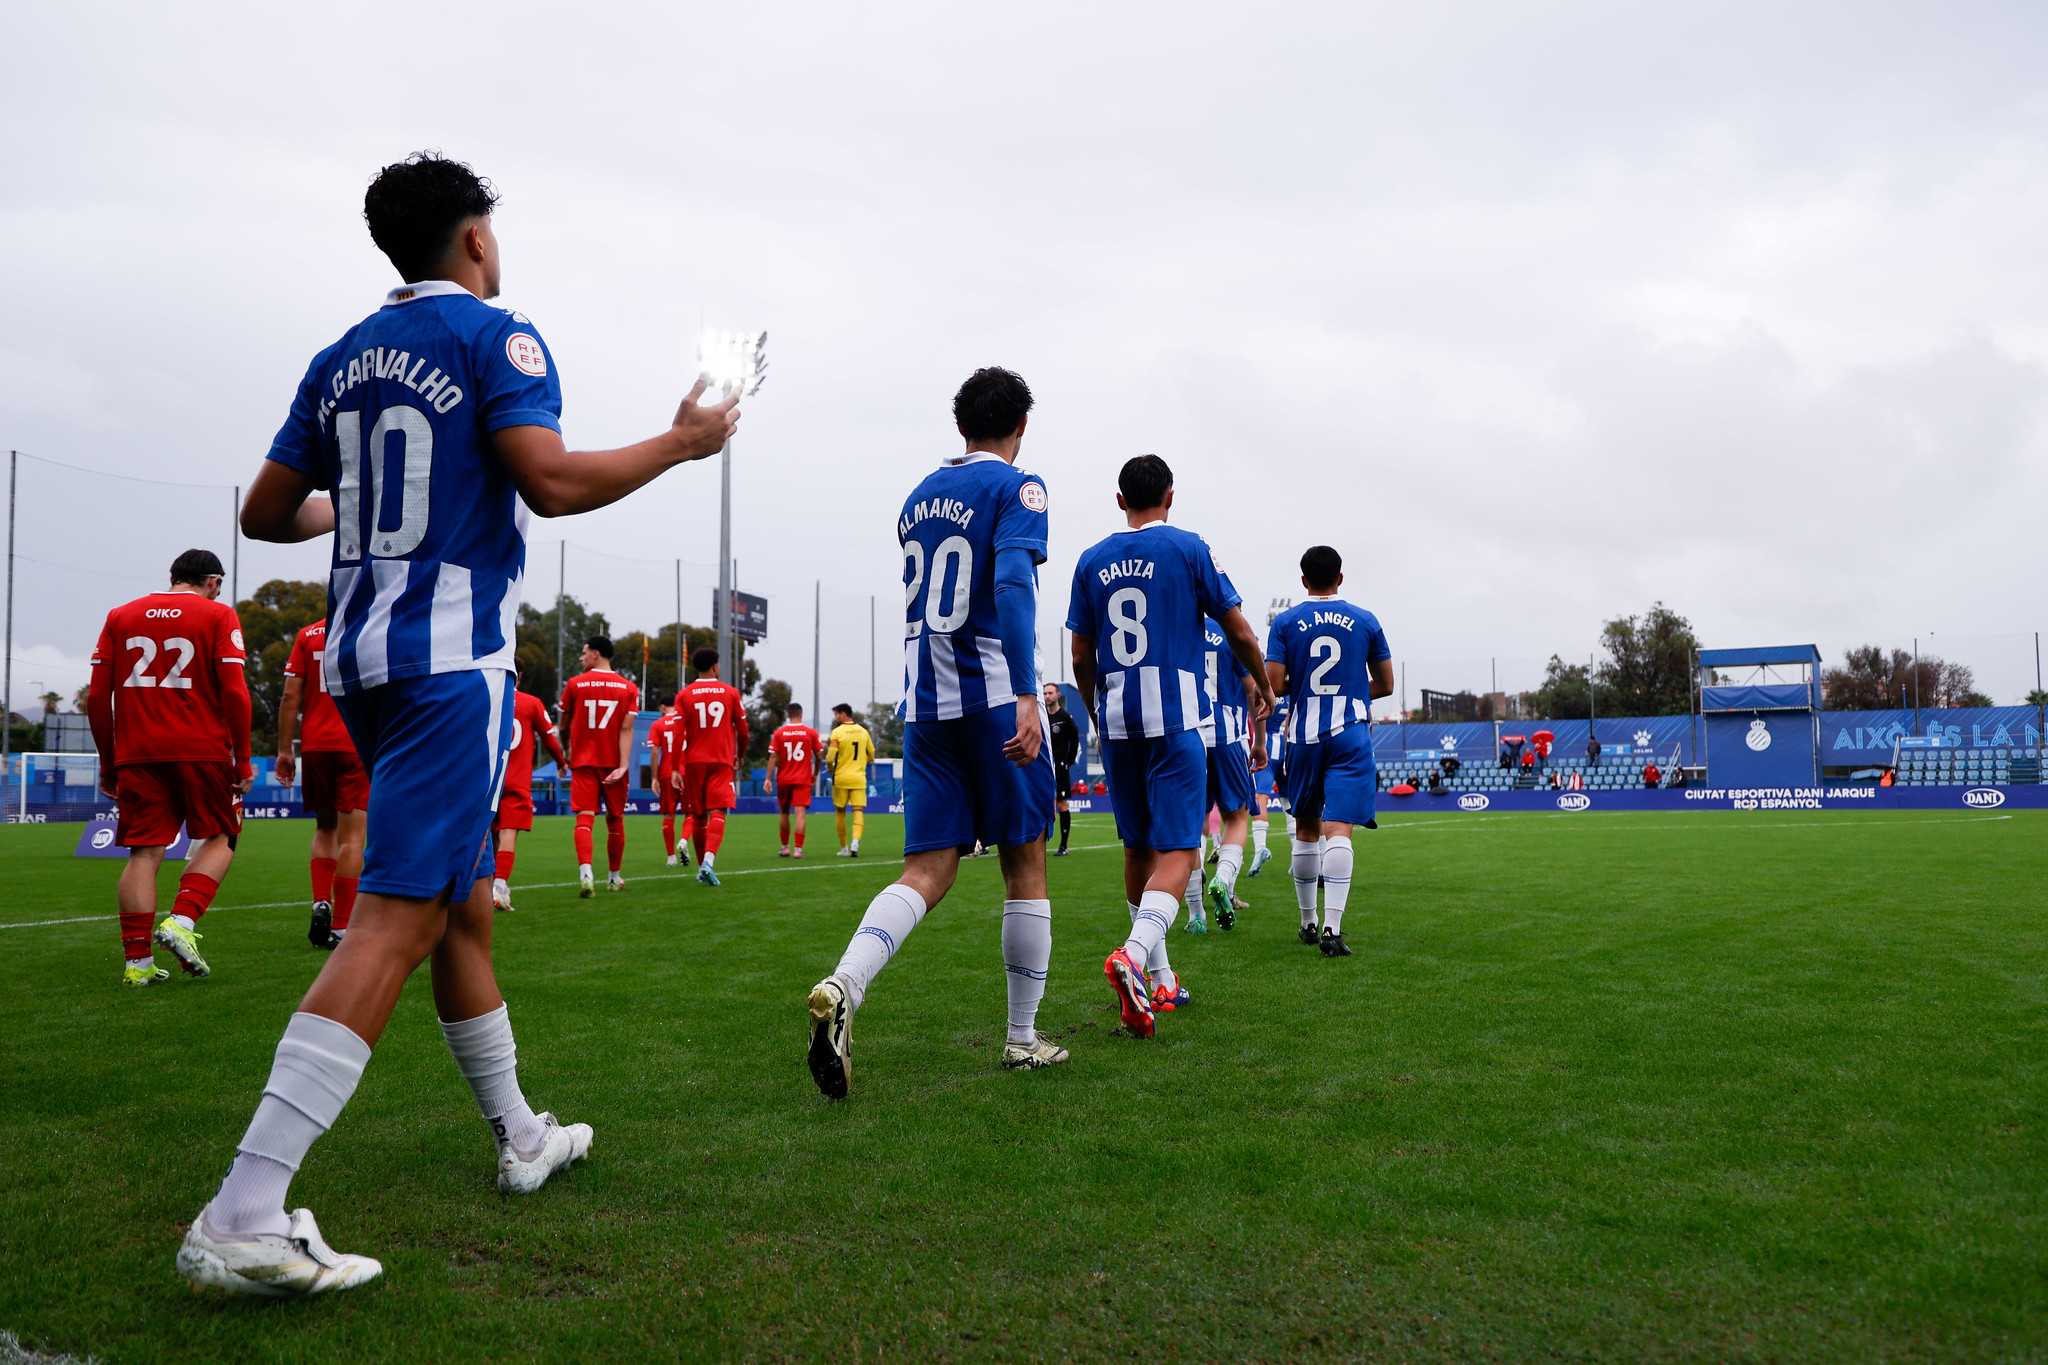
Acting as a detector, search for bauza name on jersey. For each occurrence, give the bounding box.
[1094,558,1157,585]
[898,497,976,536]
[318,348,468,423]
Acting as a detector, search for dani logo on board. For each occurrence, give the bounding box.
[1556,792,1592,812]
[1962,788,2006,809]
[1456,793,1489,811]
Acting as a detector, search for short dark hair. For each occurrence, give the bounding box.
[585,634,614,659]
[363,153,499,281]
[1300,545,1343,591]
[953,367,1033,443]
[786,702,803,717]
[833,702,854,719]
[169,549,224,585]
[691,647,719,673]
[1118,454,1173,512]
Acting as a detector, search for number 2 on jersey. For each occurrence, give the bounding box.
[1307,636,1342,694]
[123,637,195,690]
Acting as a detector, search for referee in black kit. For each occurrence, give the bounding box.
[1043,682,1080,855]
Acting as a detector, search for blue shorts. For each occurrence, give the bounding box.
[1103,729,1207,851]
[335,669,513,901]
[1280,726,1378,829]
[1206,738,1255,815]
[903,705,1055,854]
[1251,759,1276,798]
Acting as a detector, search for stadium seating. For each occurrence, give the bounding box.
[1375,751,1678,794]
[1891,746,2041,786]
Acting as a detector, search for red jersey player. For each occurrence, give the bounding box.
[85,549,251,987]
[646,702,695,868]
[675,646,749,886]
[763,702,822,858]
[560,634,640,896]
[278,618,370,949]
[492,676,567,911]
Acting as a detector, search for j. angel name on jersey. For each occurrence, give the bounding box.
[1266,599,1391,744]
[266,282,564,696]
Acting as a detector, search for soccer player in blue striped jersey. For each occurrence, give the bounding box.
[1264,545,1394,958]
[181,154,740,1298]
[1068,455,1272,1037]
[1186,594,1268,933]
[806,367,1064,1098]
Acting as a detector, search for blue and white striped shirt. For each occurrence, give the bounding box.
[1067,521,1238,741]
[897,454,1048,722]
[1200,616,1252,750]
[266,281,561,694]
[1265,596,1391,744]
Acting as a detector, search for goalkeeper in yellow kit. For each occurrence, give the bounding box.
[825,702,874,857]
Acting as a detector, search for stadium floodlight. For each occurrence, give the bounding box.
[695,329,768,680]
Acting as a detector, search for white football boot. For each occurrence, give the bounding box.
[177,1207,381,1297]
[806,974,854,1099]
[497,1112,594,1195]
[606,872,626,892]
[1001,1036,1070,1070]
[577,866,595,899]
[665,852,679,867]
[491,878,514,912]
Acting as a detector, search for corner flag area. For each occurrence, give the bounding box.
[1,808,2041,1359]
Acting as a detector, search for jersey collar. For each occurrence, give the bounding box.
[943,451,1010,467]
[383,279,474,307]
[1115,514,1169,534]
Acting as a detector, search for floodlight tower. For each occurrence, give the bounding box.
[695,330,768,682]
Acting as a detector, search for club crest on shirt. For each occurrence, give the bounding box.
[1019,480,1047,513]
[506,333,547,377]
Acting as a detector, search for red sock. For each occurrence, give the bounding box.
[605,814,626,873]
[173,873,219,924]
[310,856,337,905]
[661,816,677,857]
[794,824,805,851]
[704,810,727,856]
[494,848,515,880]
[333,875,359,932]
[690,814,708,856]
[120,910,153,960]
[574,814,595,865]
[778,813,790,848]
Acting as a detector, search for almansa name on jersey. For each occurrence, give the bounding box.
[899,453,1048,722]
[266,280,564,695]
[1266,598,1391,743]
[1067,523,1238,741]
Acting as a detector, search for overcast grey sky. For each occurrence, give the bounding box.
[4,0,2045,716]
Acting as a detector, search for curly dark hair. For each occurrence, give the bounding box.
[952,367,1033,443]
[692,647,720,674]
[363,152,499,281]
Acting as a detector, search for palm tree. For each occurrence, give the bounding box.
[39,690,61,718]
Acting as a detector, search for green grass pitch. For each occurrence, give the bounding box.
[0,808,2042,1360]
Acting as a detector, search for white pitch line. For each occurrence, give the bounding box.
[0,839,1132,932]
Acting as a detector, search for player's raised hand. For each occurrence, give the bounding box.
[1001,694,1043,766]
[670,377,741,462]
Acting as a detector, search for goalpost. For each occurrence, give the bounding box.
[8,751,111,823]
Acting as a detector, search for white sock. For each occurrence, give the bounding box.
[440,1003,547,1155]
[1000,899,1052,1045]
[579,862,592,878]
[1291,838,1321,928]
[1124,900,1175,993]
[834,883,928,1010]
[1321,835,1353,935]
[1185,865,1204,917]
[1216,842,1244,894]
[208,1012,371,1236]
[1122,890,1178,980]
[1286,813,1298,838]
[1252,819,1269,855]
[127,954,154,969]
[170,913,195,931]
[703,851,716,868]
[492,877,509,896]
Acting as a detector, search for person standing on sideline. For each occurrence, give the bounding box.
[1045,682,1080,855]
